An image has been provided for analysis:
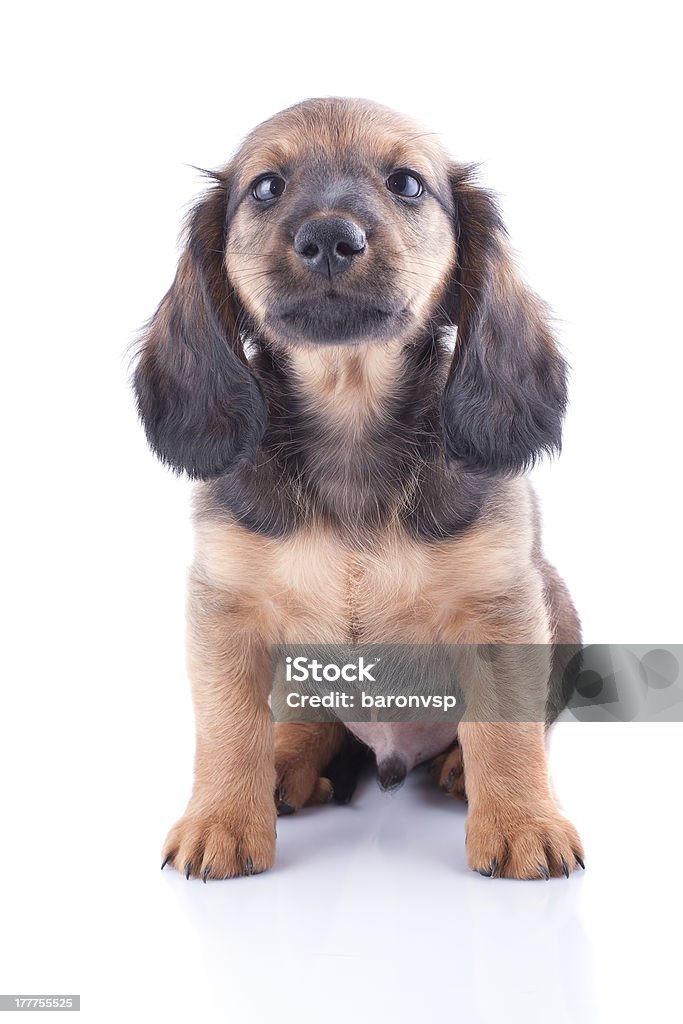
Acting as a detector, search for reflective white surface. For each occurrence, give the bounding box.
[2,723,680,1023]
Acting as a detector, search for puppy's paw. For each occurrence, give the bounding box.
[430,742,467,800]
[161,805,276,881]
[466,805,585,880]
[274,753,334,814]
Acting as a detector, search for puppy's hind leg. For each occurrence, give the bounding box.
[430,736,467,800]
[275,723,369,813]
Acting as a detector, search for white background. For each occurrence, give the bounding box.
[1,2,681,1022]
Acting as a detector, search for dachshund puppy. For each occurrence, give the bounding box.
[135,97,584,881]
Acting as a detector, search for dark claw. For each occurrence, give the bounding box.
[477,860,495,877]
[538,864,550,880]
[243,857,254,876]
[490,857,499,878]
[185,862,192,880]
[202,865,211,884]
[575,854,585,870]
[161,854,172,871]
[561,858,570,878]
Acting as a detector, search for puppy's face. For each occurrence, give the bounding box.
[225,98,457,346]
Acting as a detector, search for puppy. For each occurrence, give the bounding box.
[134,97,584,881]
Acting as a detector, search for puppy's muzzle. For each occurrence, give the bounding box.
[294,216,367,277]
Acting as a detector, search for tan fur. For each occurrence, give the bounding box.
[459,722,584,878]
[274,722,347,811]
[284,340,406,433]
[161,575,277,879]
[430,740,467,799]
[192,475,537,647]
[235,98,453,199]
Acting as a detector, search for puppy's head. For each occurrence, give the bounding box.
[225,97,456,346]
[134,97,567,479]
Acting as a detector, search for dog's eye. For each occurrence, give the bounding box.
[386,170,423,198]
[252,175,286,201]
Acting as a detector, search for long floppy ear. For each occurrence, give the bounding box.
[441,165,568,475]
[133,174,267,479]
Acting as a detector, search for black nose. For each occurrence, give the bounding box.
[293,217,366,277]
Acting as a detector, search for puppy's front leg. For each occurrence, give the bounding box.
[161,575,276,880]
[456,644,584,880]
[460,721,584,879]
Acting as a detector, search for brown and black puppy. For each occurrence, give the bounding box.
[134,97,584,881]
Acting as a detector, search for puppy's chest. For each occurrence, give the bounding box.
[195,516,522,644]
